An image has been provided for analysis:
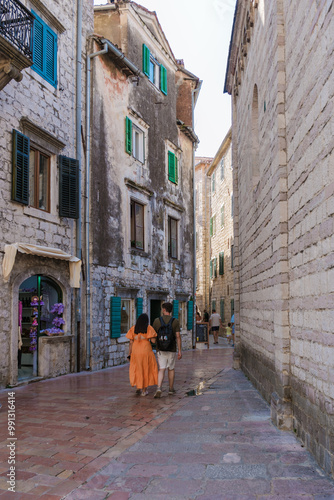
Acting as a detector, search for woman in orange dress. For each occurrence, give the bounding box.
[126,313,158,396]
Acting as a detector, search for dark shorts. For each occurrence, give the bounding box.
[211,326,219,331]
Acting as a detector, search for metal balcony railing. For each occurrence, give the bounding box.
[0,0,34,61]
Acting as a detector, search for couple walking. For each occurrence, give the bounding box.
[126,302,182,397]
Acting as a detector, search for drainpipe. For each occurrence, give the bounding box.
[192,85,201,348]
[75,0,82,371]
[85,39,142,369]
[85,42,108,369]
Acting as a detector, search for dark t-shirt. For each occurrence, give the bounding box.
[152,315,180,353]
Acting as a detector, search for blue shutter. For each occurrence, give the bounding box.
[136,297,143,319]
[187,300,193,330]
[110,297,121,338]
[172,300,179,319]
[142,44,150,76]
[160,64,167,95]
[32,11,57,87]
[125,117,132,154]
[12,130,29,205]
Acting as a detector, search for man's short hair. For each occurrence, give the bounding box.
[212,309,216,313]
[162,302,173,313]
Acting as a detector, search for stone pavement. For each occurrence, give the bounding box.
[0,337,334,499]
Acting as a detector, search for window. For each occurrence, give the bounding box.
[231,245,234,268]
[168,151,178,184]
[212,300,216,312]
[131,200,144,249]
[220,204,225,227]
[32,11,57,87]
[219,251,224,275]
[220,157,225,180]
[210,258,217,278]
[168,216,178,259]
[125,117,145,163]
[212,172,215,193]
[179,301,186,329]
[142,44,167,95]
[210,214,216,237]
[29,148,50,211]
[220,298,225,322]
[12,130,78,218]
[121,299,131,334]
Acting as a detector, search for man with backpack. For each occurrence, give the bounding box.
[152,302,182,398]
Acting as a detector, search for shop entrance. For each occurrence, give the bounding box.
[18,275,62,381]
[150,300,162,326]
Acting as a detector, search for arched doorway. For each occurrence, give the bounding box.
[18,275,62,381]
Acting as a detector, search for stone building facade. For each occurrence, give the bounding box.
[194,157,212,316]
[225,0,334,476]
[87,1,200,370]
[0,0,94,387]
[207,129,234,329]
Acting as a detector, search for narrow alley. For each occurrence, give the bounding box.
[0,339,333,499]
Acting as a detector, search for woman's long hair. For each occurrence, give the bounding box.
[134,313,149,334]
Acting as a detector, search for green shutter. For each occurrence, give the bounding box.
[219,251,224,275]
[187,300,193,330]
[142,44,150,76]
[168,151,175,183]
[172,300,179,319]
[160,64,167,95]
[110,296,121,338]
[12,130,29,205]
[220,299,225,323]
[210,217,213,237]
[136,297,143,319]
[175,156,178,184]
[210,260,213,279]
[125,117,132,154]
[214,257,217,278]
[59,156,79,219]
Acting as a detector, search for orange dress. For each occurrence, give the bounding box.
[126,325,158,389]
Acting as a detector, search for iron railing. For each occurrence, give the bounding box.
[0,0,34,61]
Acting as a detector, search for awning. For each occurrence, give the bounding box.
[2,243,81,288]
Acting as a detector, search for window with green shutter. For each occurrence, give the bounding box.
[214,257,217,278]
[136,297,143,319]
[32,11,57,87]
[160,64,167,95]
[110,296,121,338]
[168,151,178,184]
[219,251,224,275]
[142,44,150,76]
[172,300,179,319]
[220,298,225,322]
[231,245,234,268]
[125,117,132,155]
[187,300,193,330]
[12,130,29,205]
[210,217,213,237]
[210,259,213,279]
[59,156,79,219]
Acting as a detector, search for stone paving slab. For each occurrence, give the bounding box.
[0,338,333,499]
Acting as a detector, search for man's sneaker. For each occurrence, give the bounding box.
[154,388,162,398]
[168,388,176,395]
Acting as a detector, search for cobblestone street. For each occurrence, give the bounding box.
[0,339,334,499]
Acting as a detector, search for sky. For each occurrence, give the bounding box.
[93,0,236,158]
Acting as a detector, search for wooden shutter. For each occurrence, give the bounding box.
[110,297,121,338]
[210,260,213,279]
[12,130,29,205]
[210,217,213,237]
[142,44,150,76]
[33,17,44,73]
[214,257,217,278]
[32,11,57,87]
[187,300,193,330]
[125,117,132,154]
[175,156,178,184]
[45,27,57,86]
[160,64,167,95]
[136,297,143,319]
[219,251,224,275]
[168,151,175,183]
[220,299,225,323]
[172,300,179,319]
[59,156,79,219]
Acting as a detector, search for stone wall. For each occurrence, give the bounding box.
[225,0,334,477]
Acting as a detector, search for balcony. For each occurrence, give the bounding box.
[0,0,34,90]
